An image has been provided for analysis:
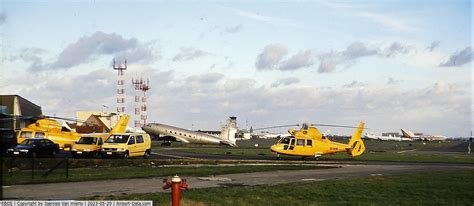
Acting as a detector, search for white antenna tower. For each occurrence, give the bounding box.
[132,78,143,128]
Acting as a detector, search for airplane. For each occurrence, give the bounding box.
[142,117,238,147]
[16,115,130,150]
[270,122,366,159]
[365,132,412,141]
[400,129,447,141]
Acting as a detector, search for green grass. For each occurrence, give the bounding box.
[86,170,474,206]
[2,164,333,185]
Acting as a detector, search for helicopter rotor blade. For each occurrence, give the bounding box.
[310,123,369,129]
[0,115,38,122]
[42,116,88,124]
[252,124,300,131]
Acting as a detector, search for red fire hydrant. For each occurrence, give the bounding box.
[163,175,189,206]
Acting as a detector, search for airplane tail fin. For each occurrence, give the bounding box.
[110,115,130,134]
[400,129,414,138]
[347,122,366,157]
[219,117,238,147]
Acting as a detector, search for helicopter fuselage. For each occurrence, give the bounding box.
[270,122,366,158]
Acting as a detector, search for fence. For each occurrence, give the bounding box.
[4,156,69,183]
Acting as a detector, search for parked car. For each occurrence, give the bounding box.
[6,138,60,157]
[101,133,151,158]
[71,136,104,158]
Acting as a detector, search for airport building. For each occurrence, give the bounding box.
[0,95,42,131]
[0,95,42,151]
[76,111,120,132]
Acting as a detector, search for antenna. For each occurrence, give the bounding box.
[140,79,150,127]
[132,78,142,129]
[131,77,151,129]
[113,59,127,115]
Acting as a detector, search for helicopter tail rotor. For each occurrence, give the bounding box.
[347,122,366,157]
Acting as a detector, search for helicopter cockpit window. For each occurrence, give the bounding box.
[307,139,313,146]
[288,138,295,150]
[77,137,97,145]
[296,139,305,146]
[35,132,45,138]
[278,137,292,144]
[20,131,32,138]
[105,135,130,143]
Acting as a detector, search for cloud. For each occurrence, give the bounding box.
[6,68,174,117]
[343,81,368,88]
[385,42,410,57]
[427,41,440,52]
[223,24,243,34]
[256,41,424,73]
[439,46,472,67]
[256,44,315,71]
[344,41,378,58]
[321,2,416,32]
[186,73,224,85]
[387,77,402,85]
[318,41,378,73]
[11,48,47,70]
[2,68,470,136]
[47,31,156,70]
[271,77,300,87]
[0,12,6,25]
[223,6,301,28]
[172,47,209,62]
[255,44,288,70]
[359,12,416,32]
[318,41,413,73]
[279,50,314,70]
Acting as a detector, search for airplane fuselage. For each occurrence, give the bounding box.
[142,123,236,146]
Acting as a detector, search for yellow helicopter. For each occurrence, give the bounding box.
[16,115,130,150]
[270,122,366,159]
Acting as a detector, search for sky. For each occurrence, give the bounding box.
[0,0,472,137]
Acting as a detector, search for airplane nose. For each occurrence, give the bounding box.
[142,124,152,131]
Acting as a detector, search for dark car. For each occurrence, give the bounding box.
[6,138,60,157]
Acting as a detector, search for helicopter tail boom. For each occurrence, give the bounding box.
[347,122,366,157]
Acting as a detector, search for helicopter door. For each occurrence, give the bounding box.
[288,138,295,150]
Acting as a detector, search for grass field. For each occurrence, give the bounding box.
[86,170,474,206]
[2,164,333,185]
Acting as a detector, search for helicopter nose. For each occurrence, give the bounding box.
[270,144,278,152]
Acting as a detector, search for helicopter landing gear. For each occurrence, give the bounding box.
[276,152,281,160]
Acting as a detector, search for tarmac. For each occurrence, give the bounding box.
[3,162,473,200]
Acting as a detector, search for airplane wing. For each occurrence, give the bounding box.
[166,135,190,143]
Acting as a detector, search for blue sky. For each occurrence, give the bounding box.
[0,0,472,137]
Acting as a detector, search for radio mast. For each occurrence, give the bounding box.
[113,59,127,115]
